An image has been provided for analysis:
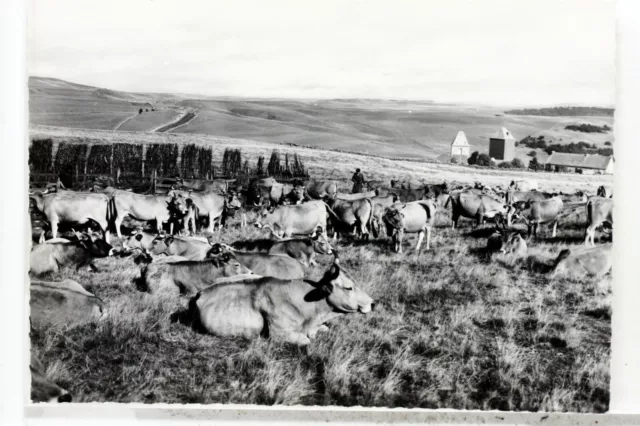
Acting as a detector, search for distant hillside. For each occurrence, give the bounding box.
[505,107,614,117]
[28,76,615,162]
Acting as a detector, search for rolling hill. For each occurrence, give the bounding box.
[28,77,614,162]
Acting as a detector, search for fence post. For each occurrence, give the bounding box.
[151,169,157,194]
[116,167,121,184]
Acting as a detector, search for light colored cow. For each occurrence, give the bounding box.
[382,200,437,253]
[230,232,333,267]
[168,190,241,233]
[507,197,564,238]
[255,200,329,238]
[30,232,114,275]
[304,181,338,200]
[207,243,306,280]
[30,279,106,328]
[509,179,538,192]
[189,262,373,346]
[446,190,508,229]
[585,196,613,246]
[324,197,374,240]
[552,243,612,277]
[29,190,113,241]
[112,190,182,237]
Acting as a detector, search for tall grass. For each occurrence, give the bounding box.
[30,207,610,411]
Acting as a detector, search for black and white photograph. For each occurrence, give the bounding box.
[26,0,614,413]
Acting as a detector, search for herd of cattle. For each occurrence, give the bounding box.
[27,175,613,402]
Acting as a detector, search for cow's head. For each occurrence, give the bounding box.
[506,201,530,227]
[315,263,374,314]
[290,185,305,204]
[205,244,253,276]
[245,181,266,207]
[75,230,114,257]
[225,192,242,210]
[311,227,333,255]
[382,206,405,231]
[29,191,45,213]
[148,234,175,256]
[166,194,189,217]
[500,233,527,254]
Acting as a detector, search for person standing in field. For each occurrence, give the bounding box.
[352,168,365,193]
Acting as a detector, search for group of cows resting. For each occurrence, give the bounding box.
[27,175,613,402]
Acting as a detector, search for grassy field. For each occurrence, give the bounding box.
[30,204,611,411]
[28,77,614,163]
[117,110,182,131]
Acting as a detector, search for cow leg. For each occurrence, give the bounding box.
[114,215,124,238]
[169,221,174,235]
[50,219,58,239]
[585,225,595,246]
[271,328,311,346]
[415,230,424,253]
[207,213,215,233]
[426,226,432,251]
[452,214,459,230]
[551,220,558,238]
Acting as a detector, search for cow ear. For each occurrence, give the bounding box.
[165,236,174,245]
[221,252,231,262]
[135,233,143,241]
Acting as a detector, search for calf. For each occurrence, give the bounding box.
[507,197,564,238]
[585,196,613,246]
[207,243,305,280]
[188,262,374,346]
[382,200,437,253]
[30,232,113,276]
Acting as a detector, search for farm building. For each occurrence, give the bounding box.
[450,131,471,159]
[545,152,614,175]
[489,127,516,161]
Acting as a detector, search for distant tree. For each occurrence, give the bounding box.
[528,157,541,171]
[138,108,143,114]
[511,158,525,169]
[528,150,537,157]
[576,168,583,174]
[544,163,553,172]
[145,109,149,112]
[476,153,491,167]
[604,141,612,146]
[467,151,479,165]
[497,162,512,169]
[450,157,458,164]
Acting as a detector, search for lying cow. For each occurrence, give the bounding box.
[148,234,213,261]
[30,354,72,403]
[207,243,305,280]
[188,262,374,346]
[585,196,613,246]
[255,200,329,238]
[324,197,373,240]
[30,231,113,276]
[30,279,106,328]
[487,230,528,256]
[552,243,612,277]
[230,232,333,267]
[507,197,564,238]
[383,200,437,253]
[140,251,253,294]
[446,190,507,229]
[29,190,113,241]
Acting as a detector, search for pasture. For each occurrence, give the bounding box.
[30,198,610,412]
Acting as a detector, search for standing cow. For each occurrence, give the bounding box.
[507,197,564,238]
[382,200,437,253]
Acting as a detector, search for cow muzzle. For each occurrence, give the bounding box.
[108,248,115,256]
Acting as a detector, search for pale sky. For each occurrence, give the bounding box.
[28,0,616,107]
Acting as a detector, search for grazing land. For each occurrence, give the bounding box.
[30,205,611,411]
[117,110,182,132]
[28,76,612,412]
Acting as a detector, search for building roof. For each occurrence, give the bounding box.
[490,127,515,141]
[451,131,469,147]
[546,152,613,170]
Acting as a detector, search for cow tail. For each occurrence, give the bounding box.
[107,195,117,233]
[444,194,452,209]
[365,198,374,233]
[323,202,341,222]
